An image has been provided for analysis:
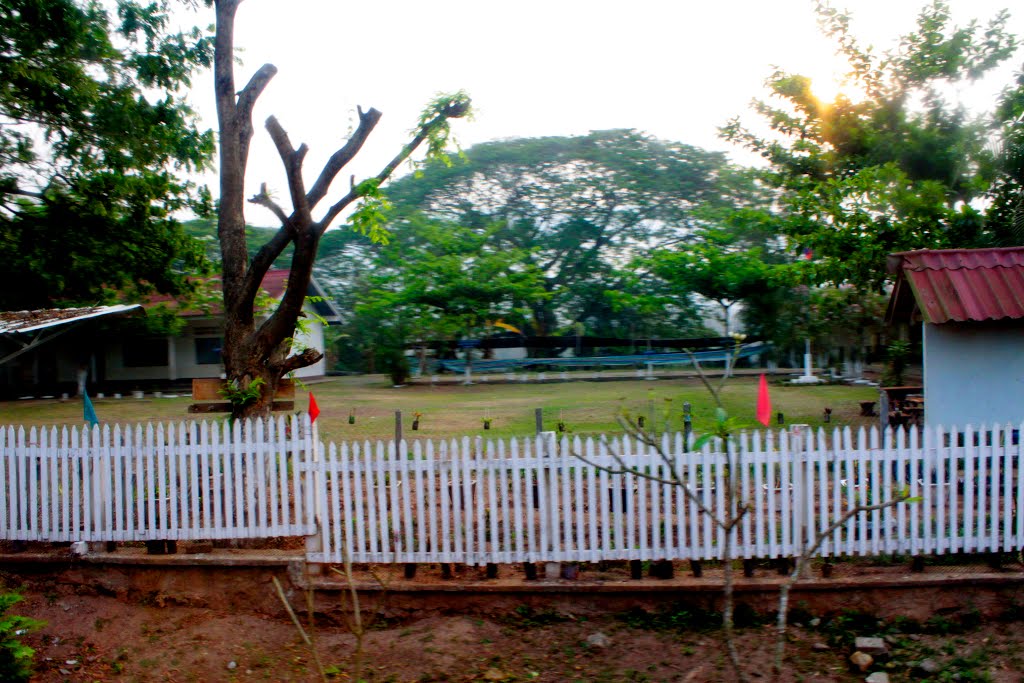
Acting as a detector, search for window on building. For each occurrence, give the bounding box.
[122,338,168,367]
[195,337,223,365]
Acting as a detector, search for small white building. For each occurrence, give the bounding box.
[0,270,340,396]
[886,247,1024,428]
[112,269,341,383]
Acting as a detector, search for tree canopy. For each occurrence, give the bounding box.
[376,130,761,337]
[722,0,1019,290]
[0,0,215,309]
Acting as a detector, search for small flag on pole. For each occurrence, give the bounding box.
[309,392,320,423]
[83,392,99,427]
[756,374,772,427]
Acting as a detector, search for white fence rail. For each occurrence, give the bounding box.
[0,416,317,542]
[2,417,1021,567]
[307,424,1024,565]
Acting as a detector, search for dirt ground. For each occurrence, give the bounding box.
[6,562,1024,683]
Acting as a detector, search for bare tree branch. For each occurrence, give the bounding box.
[318,110,453,232]
[772,491,912,679]
[570,423,746,531]
[279,347,324,375]
[236,63,277,166]
[248,182,288,225]
[304,106,382,211]
[266,116,311,220]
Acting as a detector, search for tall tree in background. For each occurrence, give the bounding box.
[380,130,761,336]
[722,0,1018,290]
[0,0,215,309]
[212,0,469,417]
[987,68,1024,245]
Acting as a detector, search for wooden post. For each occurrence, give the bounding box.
[651,560,674,579]
[395,410,403,444]
[629,560,643,580]
[683,402,692,450]
[535,407,543,435]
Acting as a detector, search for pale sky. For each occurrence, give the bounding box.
[175,0,1024,226]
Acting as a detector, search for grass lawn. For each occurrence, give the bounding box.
[0,374,881,443]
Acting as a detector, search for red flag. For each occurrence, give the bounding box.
[756,374,772,427]
[309,392,321,423]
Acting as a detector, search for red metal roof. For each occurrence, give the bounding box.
[887,247,1024,324]
[143,269,291,315]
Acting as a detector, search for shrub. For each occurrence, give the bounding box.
[0,592,42,682]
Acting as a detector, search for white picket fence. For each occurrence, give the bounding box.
[306,424,1024,565]
[0,416,318,541]
[2,417,1022,567]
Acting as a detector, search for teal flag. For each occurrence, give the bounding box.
[83,392,99,427]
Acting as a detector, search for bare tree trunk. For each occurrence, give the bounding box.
[210,0,469,419]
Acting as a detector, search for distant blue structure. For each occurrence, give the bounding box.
[437,341,768,373]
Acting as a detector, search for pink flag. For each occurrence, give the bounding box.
[309,392,321,423]
[756,374,772,427]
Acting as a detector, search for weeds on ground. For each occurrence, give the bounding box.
[501,605,571,629]
[0,591,42,682]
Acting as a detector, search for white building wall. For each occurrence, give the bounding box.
[104,310,329,383]
[924,321,1024,427]
[291,317,327,378]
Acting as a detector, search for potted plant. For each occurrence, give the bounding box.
[348,409,356,425]
[412,411,422,430]
[481,417,493,430]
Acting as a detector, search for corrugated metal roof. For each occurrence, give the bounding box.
[142,269,341,322]
[887,247,1024,324]
[0,304,143,334]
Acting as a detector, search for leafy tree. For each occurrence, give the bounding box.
[336,216,548,372]
[646,231,786,337]
[744,283,887,366]
[986,68,1024,245]
[379,130,759,335]
[721,0,1018,289]
[211,0,470,417]
[0,0,215,309]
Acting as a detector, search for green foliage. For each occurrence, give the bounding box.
[414,90,473,169]
[986,68,1024,246]
[744,284,888,363]
[502,605,570,629]
[350,179,393,245]
[0,0,215,309]
[379,348,410,386]
[378,130,754,338]
[882,340,914,386]
[0,592,42,682]
[219,377,266,409]
[644,234,786,336]
[722,0,1019,289]
[616,603,725,632]
[334,215,549,372]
